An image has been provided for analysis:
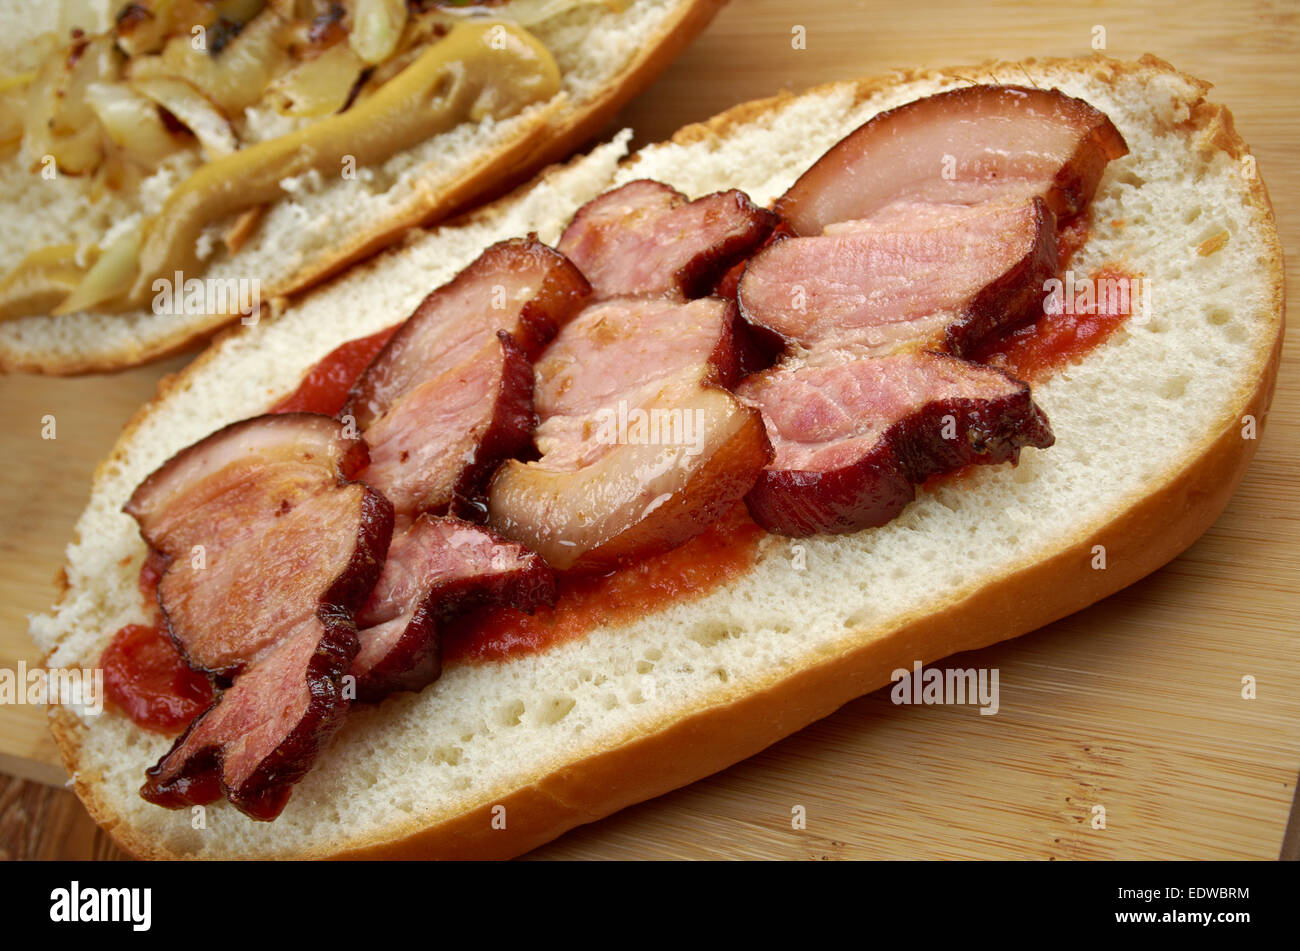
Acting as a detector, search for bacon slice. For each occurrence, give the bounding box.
[488,297,771,572]
[126,413,368,529]
[557,179,776,300]
[124,414,394,820]
[360,331,536,522]
[138,595,365,821]
[338,239,587,695]
[776,85,1129,236]
[738,197,1057,357]
[345,237,590,430]
[352,516,555,699]
[736,350,1054,536]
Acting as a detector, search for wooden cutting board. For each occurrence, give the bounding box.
[1,0,1297,859]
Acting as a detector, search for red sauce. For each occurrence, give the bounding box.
[973,216,1134,382]
[270,324,399,416]
[923,219,1125,489]
[977,264,1138,383]
[102,623,213,734]
[444,505,765,665]
[102,551,212,734]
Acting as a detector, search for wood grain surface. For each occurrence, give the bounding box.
[1,0,1297,861]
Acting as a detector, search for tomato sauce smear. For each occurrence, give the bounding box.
[976,264,1138,383]
[102,623,213,734]
[270,324,399,416]
[445,505,765,665]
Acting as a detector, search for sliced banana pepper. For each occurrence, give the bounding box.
[120,20,560,308]
[53,225,143,316]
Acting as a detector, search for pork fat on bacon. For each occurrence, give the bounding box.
[489,297,770,571]
[557,179,776,301]
[774,84,1129,235]
[124,414,393,820]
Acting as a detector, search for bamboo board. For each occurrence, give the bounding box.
[0,0,1296,859]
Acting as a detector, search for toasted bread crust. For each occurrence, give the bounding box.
[44,54,1286,859]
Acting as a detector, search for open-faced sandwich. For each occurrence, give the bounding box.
[31,54,1283,858]
[0,0,726,373]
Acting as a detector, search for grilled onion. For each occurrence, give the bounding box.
[215,0,269,24]
[155,8,287,113]
[85,81,182,168]
[53,224,142,316]
[24,34,120,173]
[114,0,174,57]
[350,0,407,65]
[267,39,365,116]
[0,245,87,323]
[0,73,32,155]
[134,76,239,157]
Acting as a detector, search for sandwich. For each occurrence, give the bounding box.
[31,54,1283,858]
[0,0,726,374]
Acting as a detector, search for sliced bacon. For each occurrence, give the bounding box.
[736,350,1054,536]
[125,414,394,820]
[345,236,591,430]
[487,297,771,572]
[327,239,587,697]
[360,331,536,522]
[126,414,368,529]
[776,84,1129,236]
[738,197,1057,357]
[139,596,364,821]
[728,86,1125,536]
[557,179,776,301]
[352,516,555,700]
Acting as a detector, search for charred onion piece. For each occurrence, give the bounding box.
[736,350,1054,536]
[776,85,1128,236]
